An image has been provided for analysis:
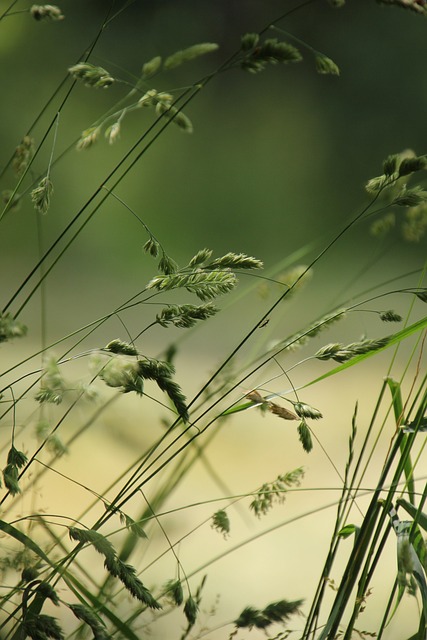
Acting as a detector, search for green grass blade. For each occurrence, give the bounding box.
[386,377,415,504]
[0,519,53,566]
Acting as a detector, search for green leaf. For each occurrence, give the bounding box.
[220,400,254,416]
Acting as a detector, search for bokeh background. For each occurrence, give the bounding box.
[1,1,427,638]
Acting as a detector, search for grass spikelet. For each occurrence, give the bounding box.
[69,63,114,88]
[403,203,427,241]
[22,567,40,583]
[164,43,219,69]
[240,37,302,73]
[0,312,27,343]
[269,402,299,421]
[314,53,340,75]
[183,595,199,626]
[258,39,302,64]
[12,136,35,176]
[104,556,162,609]
[370,212,395,237]
[98,357,143,395]
[293,402,323,420]
[68,527,116,560]
[35,356,66,404]
[69,604,109,640]
[234,599,303,630]
[155,101,193,133]
[376,0,427,15]
[105,339,138,356]
[3,464,21,496]
[380,310,403,322]
[22,613,64,640]
[392,185,427,208]
[250,468,304,517]
[206,252,263,270]
[138,89,159,107]
[158,252,178,275]
[122,514,147,538]
[7,446,28,468]
[246,390,267,405]
[147,270,237,300]
[164,579,184,606]
[143,237,160,257]
[188,248,213,267]
[275,309,346,354]
[36,582,60,606]
[240,33,260,51]
[137,357,175,379]
[137,358,189,421]
[156,302,218,328]
[383,153,400,176]
[365,174,393,194]
[315,336,390,362]
[30,4,64,21]
[398,154,427,176]
[298,420,313,453]
[35,420,68,455]
[104,121,120,145]
[142,55,162,78]
[76,126,101,150]
[156,376,189,422]
[31,176,53,214]
[211,509,230,537]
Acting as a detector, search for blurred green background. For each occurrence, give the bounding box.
[2,0,426,336]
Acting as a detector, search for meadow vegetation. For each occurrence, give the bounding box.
[1,1,427,639]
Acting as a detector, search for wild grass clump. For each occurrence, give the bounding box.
[0,2,426,640]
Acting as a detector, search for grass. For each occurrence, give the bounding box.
[1,1,427,639]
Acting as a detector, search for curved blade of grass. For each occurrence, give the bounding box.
[220,400,254,416]
[386,377,415,504]
[397,498,427,533]
[0,519,53,566]
[305,316,427,388]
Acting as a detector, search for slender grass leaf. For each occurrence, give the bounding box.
[386,377,415,504]
[0,519,53,566]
